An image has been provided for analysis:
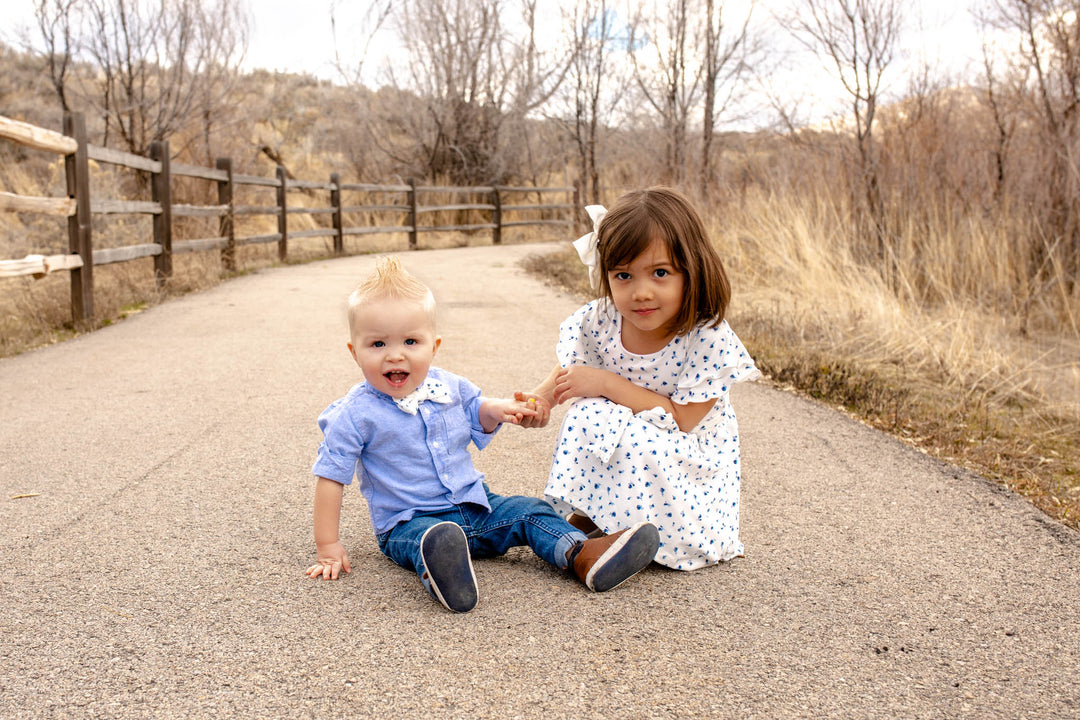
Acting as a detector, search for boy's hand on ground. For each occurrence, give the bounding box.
[513,391,551,427]
[305,541,351,580]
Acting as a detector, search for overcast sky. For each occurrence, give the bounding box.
[4,0,988,125]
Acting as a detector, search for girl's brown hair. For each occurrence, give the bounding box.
[595,187,730,336]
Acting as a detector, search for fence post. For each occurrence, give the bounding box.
[491,186,502,245]
[569,185,577,230]
[216,157,235,272]
[276,166,288,262]
[330,172,343,256]
[63,111,93,323]
[149,140,172,285]
[572,183,583,233]
[407,178,418,251]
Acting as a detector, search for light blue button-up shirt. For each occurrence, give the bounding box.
[312,367,497,534]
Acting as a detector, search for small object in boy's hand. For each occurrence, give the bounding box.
[528,398,536,404]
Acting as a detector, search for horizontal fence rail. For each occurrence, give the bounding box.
[0,112,575,322]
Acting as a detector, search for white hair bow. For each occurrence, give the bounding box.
[571,204,607,290]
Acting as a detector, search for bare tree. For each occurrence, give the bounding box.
[625,0,754,191]
[629,0,700,185]
[982,0,1080,295]
[32,0,81,112]
[555,0,632,204]
[784,0,902,265]
[390,0,510,183]
[700,0,755,196]
[81,0,249,158]
[190,0,250,165]
[387,0,566,185]
[499,0,571,184]
[509,0,570,116]
[330,0,394,87]
[979,34,1017,205]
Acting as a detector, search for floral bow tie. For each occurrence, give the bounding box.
[571,204,607,291]
[393,378,452,415]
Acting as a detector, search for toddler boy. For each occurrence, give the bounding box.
[306,256,659,612]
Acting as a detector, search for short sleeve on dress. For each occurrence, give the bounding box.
[671,320,760,405]
[556,300,609,368]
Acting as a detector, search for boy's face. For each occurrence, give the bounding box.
[348,297,440,399]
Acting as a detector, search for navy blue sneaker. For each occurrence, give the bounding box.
[420,522,478,612]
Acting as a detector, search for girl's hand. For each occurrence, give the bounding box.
[306,541,351,580]
[513,391,551,428]
[553,366,611,404]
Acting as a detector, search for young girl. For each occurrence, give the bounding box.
[524,187,759,571]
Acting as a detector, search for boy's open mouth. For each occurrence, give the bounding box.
[385,370,409,388]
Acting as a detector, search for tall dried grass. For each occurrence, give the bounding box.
[715,186,1079,527]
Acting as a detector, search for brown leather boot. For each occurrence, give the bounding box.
[568,522,660,592]
[566,512,604,538]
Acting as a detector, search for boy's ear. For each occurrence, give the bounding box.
[347,342,358,363]
[432,335,442,355]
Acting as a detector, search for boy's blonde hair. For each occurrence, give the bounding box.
[347,256,437,336]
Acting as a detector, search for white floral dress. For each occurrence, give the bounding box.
[545,300,760,570]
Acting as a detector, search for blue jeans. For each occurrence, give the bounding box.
[376,486,588,586]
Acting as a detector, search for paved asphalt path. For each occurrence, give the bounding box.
[2,243,1078,719]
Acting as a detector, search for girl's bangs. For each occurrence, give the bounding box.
[604,219,679,270]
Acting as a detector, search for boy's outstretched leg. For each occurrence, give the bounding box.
[568,522,660,592]
[420,522,478,613]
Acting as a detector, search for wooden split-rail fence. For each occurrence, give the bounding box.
[0,112,574,323]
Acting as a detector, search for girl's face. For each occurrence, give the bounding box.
[607,237,685,353]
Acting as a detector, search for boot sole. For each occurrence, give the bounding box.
[587,522,660,592]
[420,522,478,612]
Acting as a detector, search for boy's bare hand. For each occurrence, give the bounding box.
[306,541,351,580]
[513,391,551,428]
[479,396,541,431]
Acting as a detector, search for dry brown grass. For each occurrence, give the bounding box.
[720,189,1079,528]
[521,192,1080,531]
[0,252,220,356]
